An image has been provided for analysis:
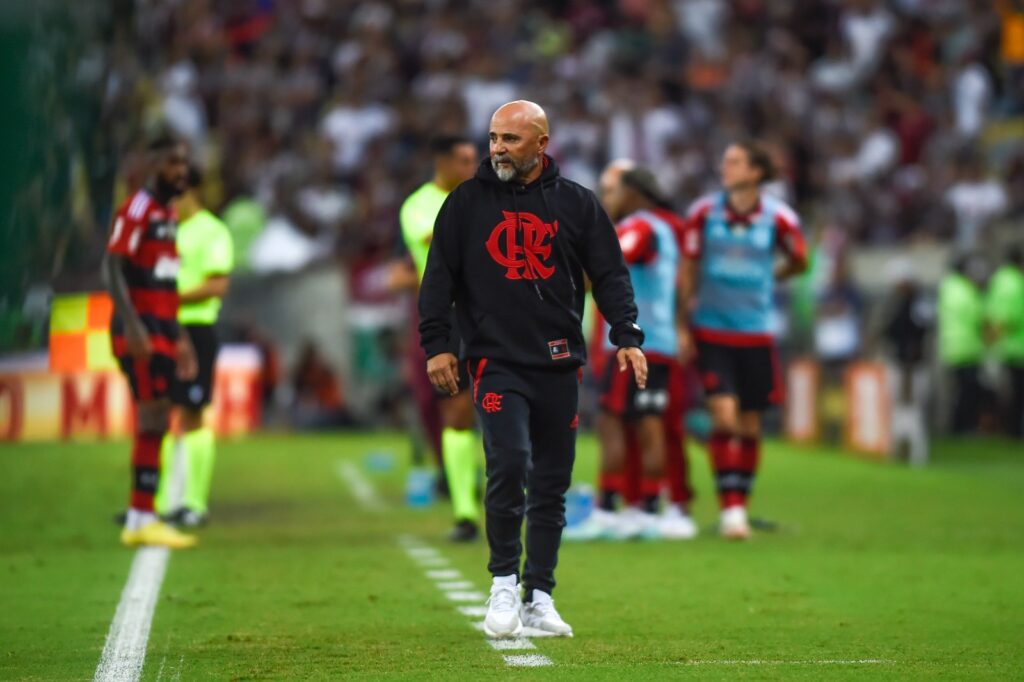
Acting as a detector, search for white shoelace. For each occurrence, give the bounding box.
[487,585,518,611]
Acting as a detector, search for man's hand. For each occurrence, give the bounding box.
[616,347,648,390]
[175,335,198,381]
[125,323,153,360]
[427,352,460,396]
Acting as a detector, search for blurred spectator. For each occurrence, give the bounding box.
[18,0,1021,294]
[292,339,353,430]
[883,258,935,464]
[951,54,994,138]
[985,246,1024,437]
[944,153,1009,251]
[938,256,988,434]
[814,255,864,369]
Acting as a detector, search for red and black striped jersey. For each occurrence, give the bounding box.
[106,189,181,357]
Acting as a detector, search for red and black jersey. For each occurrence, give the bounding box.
[106,189,181,358]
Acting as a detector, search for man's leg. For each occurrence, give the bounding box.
[440,390,480,537]
[120,354,196,549]
[522,368,578,599]
[130,399,171,529]
[180,408,215,517]
[160,324,218,523]
[706,394,743,508]
[663,360,693,509]
[473,361,531,582]
[595,410,627,511]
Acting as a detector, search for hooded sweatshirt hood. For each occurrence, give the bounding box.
[418,154,643,369]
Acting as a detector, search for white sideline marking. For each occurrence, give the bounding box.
[93,547,170,682]
[335,461,385,510]
[683,659,893,666]
[426,569,462,580]
[445,591,487,602]
[406,547,440,557]
[398,535,555,667]
[488,638,536,651]
[504,654,552,667]
[436,580,475,590]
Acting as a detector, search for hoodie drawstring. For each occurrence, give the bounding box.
[539,182,576,293]
[512,187,545,301]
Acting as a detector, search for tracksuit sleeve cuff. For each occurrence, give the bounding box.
[422,337,451,359]
[610,322,644,349]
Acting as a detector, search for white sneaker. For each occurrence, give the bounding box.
[659,505,698,540]
[720,505,751,540]
[618,507,661,540]
[563,508,620,541]
[521,589,573,637]
[484,575,523,639]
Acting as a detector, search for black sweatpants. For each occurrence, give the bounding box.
[1008,365,1024,439]
[950,365,982,435]
[469,358,579,597]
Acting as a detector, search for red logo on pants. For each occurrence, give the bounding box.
[481,392,503,413]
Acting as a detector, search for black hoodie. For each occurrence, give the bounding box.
[418,155,643,369]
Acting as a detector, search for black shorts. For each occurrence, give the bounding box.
[170,324,219,409]
[696,339,783,412]
[118,354,176,402]
[599,352,673,418]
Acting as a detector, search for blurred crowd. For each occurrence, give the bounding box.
[9,0,1024,436]
[24,0,1024,285]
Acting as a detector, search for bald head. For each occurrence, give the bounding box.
[492,100,549,136]
[489,100,550,184]
[599,159,637,220]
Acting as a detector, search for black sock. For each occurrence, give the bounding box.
[599,489,619,512]
[642,494,659,514]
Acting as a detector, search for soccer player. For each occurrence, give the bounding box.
[395,135,481,541]
[986,247,1024,438]
[419,100,646,638]
[567,161,696,541]
[155,164,233,527]
[105,135,197,549]
[680,141,808,540]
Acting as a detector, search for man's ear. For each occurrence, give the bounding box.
[537,134,550,155]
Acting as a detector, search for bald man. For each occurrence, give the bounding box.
[419,101,647,639]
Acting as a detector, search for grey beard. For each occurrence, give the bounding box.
[491,154,538,183]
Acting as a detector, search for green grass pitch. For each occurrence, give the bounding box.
[1,431,1022,680]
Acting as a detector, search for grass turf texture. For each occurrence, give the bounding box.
[1,432,1022,680]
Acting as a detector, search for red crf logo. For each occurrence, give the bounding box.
[481,392,503,413]
[485,211,559,280]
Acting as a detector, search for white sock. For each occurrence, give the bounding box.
[530,589,553,605]
[492,574,517,588]
[126,509,157,531]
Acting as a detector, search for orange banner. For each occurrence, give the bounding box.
[0,346,261,442]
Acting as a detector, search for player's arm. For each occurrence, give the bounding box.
[418,192,461,395]
[675,201,706,363]
[580,193,647,388]
[104,212,151,359]
[384,259,420,293]
[179,275,230,303]
[773,204,809,281]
